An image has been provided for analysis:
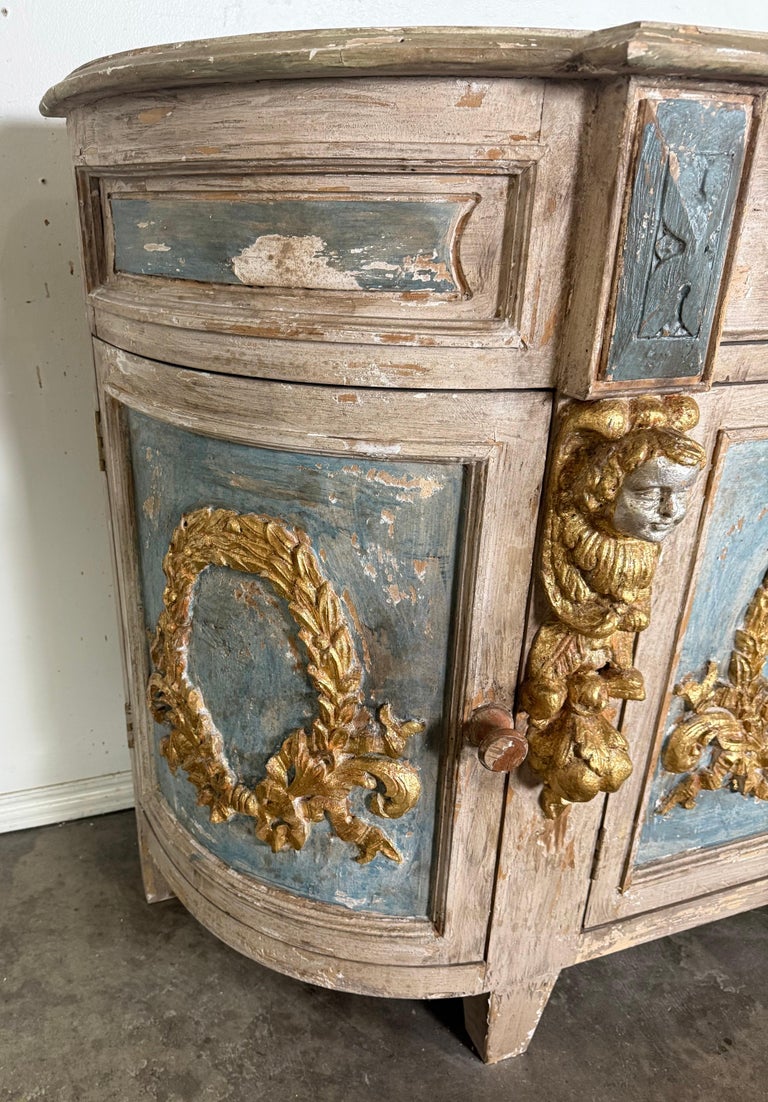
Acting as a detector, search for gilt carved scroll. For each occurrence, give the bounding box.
[658,567,768,812]
[520,395,706,818]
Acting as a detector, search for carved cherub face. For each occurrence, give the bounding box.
[610,455,699,543]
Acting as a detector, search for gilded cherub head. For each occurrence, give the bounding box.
[540,395,707,636]
[566,423,706,543]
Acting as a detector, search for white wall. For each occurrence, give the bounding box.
[1,0,767,829]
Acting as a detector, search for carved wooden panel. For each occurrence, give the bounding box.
[638,428,768,863]
[583,386,768,930]
[604,97,749,384]
[96,171,512,327]
[97,338,553,972]
[128,409,464,916]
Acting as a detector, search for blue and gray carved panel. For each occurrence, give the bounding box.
[605,98,748,383]
[111,195,472,295]
[637,433,768,865]
[127,409,465,916]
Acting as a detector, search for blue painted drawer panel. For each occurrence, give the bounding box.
[111,195,468,295]
[127,409,465,916]
[638,433,768,864]
[605,97,748,384]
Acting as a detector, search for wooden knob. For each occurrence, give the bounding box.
[465,705,529,773]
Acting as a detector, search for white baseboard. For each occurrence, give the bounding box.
[0,771,135,833]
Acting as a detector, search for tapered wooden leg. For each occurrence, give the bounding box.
[135,807,175,904]
[463,974,559,1063]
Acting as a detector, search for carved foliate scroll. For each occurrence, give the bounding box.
[520,395,706,819]
[605,97,748,383]
[658,568,768,812]
[148,507,424,864]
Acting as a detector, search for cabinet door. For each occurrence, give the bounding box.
[585,382,768,934]
[95,339,550,989]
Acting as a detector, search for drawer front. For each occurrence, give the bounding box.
[96,339,551,967]
[72,75,590,390]
[102,172,504,322]
[111,192,474,297]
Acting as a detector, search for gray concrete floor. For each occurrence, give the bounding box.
[0,811,766,1102]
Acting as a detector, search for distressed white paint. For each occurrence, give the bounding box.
[2,0,768,829]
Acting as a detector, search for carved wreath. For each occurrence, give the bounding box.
[658,567,768,812]
[148,507,423,864]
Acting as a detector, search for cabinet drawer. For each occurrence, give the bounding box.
[101,171,507,321]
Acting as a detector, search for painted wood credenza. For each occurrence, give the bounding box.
[42,24,768,1063]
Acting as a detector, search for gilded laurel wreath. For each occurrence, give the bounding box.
[148,507,423,864]
[658,568,768,812]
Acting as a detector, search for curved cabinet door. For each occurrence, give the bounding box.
[584,381,768,938]
[95,339,551,994]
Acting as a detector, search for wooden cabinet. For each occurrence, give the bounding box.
[43,23,768,1064]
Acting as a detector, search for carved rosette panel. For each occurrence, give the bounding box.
[519,395,706,818]
[147,506,424,864]
[658,568,768,812]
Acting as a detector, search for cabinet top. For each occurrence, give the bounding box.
[41,21,768,117]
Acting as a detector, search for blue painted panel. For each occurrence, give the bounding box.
[637,435,768,865]
[606,99,747,383]
[127,409,465,916]
[111,196,465,294]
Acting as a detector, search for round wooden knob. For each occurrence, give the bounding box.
[465,705,529,773]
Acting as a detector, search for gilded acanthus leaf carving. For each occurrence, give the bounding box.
[519,395,706,819]
[148,507,423,863]
[657,568,768,812]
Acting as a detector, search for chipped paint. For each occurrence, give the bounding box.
[143,242,171,252]
[455,81,489,108]
[380,508,396,538]
[365,468,442,500]
[137,106,174,124]
[385,583,419,606]
[413,559,430,581]
[232,234,361,290]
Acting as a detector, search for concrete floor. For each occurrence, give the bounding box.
[0,811,766,1102]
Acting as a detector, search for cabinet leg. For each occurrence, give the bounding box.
[135,808,175,904]
[463,974,559,1063]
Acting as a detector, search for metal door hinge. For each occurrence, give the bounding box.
[125,702,134,750]
[589,825,608,881]
[95,409,106,472]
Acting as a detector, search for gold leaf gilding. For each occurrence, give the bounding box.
[520,396,706,819]
[148,507,423,863]
[658,568,768,812]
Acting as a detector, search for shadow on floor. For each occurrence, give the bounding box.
[1,810,766,1102]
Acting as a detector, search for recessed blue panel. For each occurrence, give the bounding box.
[606,98,747,383]
[127,409,465,916]
[111,196,465,294]
[638,435,768,865]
